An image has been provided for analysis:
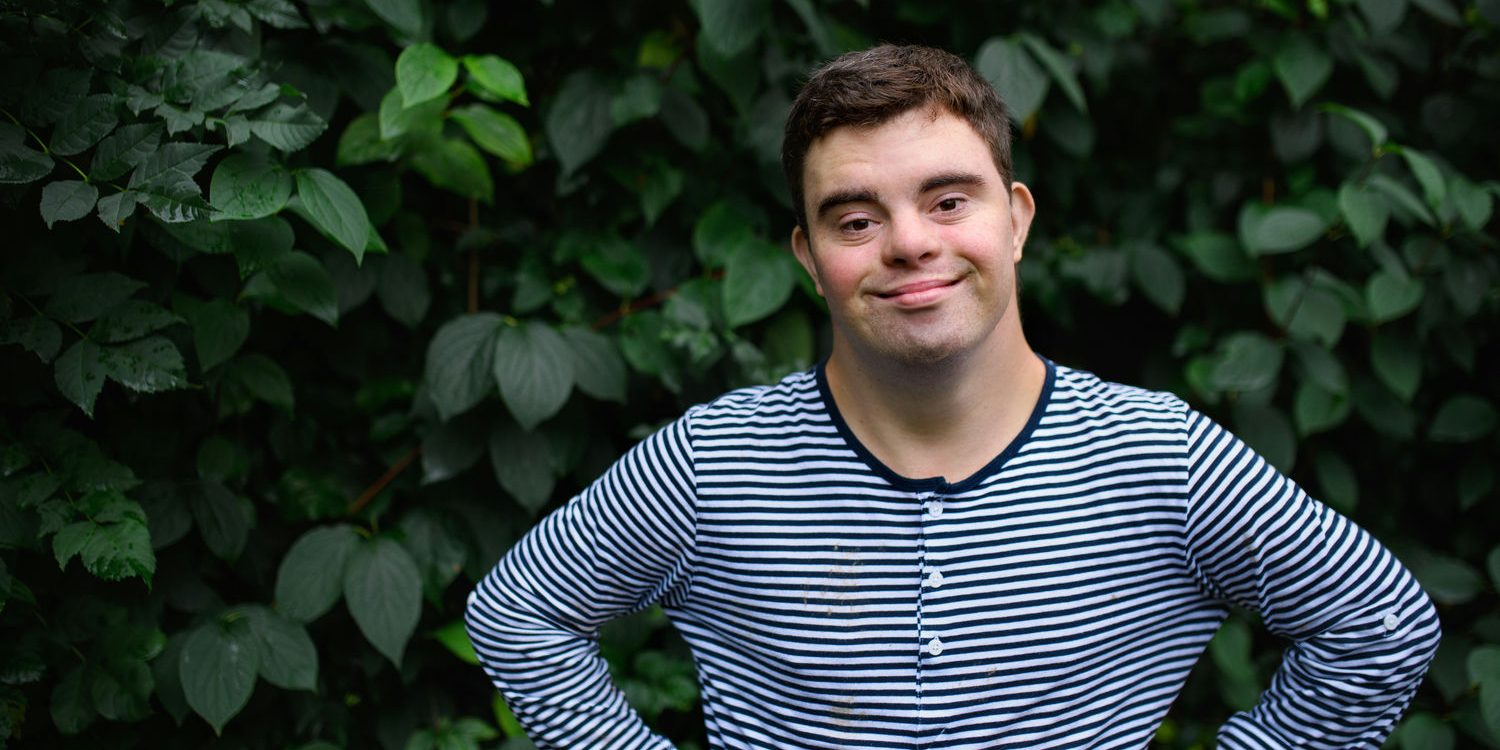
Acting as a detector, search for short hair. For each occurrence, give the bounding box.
[782,44,1014,230]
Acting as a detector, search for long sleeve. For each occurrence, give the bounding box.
[465,416,698,750]
[1182,409,1440,748]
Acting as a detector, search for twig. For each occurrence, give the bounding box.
[347,445,421,516]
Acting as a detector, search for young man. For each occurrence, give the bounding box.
[466,45,1439,749]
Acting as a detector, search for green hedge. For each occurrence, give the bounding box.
[1,0,1497,748]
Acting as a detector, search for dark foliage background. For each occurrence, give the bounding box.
[1,0,1497,748]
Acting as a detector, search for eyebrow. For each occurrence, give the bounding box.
[813,171,989,221]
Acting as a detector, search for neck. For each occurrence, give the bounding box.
[824,327,1046,482]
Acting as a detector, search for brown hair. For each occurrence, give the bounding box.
[781,44,1014,230]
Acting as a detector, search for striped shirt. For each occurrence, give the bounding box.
[466,360,1440,749]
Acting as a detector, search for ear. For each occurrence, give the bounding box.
[1007,182,1037,263]
[790,225,824,296]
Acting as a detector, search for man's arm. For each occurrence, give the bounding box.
[1183,409,1440,748]
[465,417,697,750]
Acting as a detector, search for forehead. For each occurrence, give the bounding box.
[800,108,994,199]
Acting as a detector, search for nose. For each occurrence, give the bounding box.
[883,210,940,266]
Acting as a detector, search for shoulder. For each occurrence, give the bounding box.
[682,367,825,430]
[1045,360,1193,431]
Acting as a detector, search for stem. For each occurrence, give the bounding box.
[0,107,50,153]
[347,445,421,516]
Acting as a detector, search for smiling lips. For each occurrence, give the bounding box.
[873,276,963,306]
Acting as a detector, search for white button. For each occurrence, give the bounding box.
[925,637,944,656]
[1382,613,1399,631]
[926,570,945,588]
[926,500,944,518]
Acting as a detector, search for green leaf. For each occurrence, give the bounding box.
[180,619,260,734]
[1238,204,1327,255]
[450,104,531,166]
[434,619,479,665]
[545,70,616,175]
[0,315,61,362]
[336,113,401,167]
[1368,174,1436,226]
[693,0,770,57]
[95,191,138,231]
[463,55,528,106]
[266,251,339,326]
[0,136,55,184]
[295,169,370,260]
[343,537,422,667]
[562,327,627,403]
[1174,232,1256,283]
[1233,403,1296,473]
[1370,331,1420,402]
[398,507,467,598]
[1313,451,1358,513]
[1128,242,1184,315]
[397,44,458,108]
[1210,332,1283,392]
[1488,548,1500,597]
[1264,279,1345,347]
[1273,34,1333,108]
[425,313,503,421]
[90,123,163,181]
[1319,103,1388,152]
[193,480,250,561]
[210,155,292,220]
[228,353,296,413]
[659,87,709,152]
[724,239,796,328]
[612,74,663,127]
[1397,713,1453,750]
[50,666,95,733]
[1410,554,1482,605]
[493,322,575,431]
[1337,181,1389,247]
[379,86,446,141]
[91,301,182,343]
[241,606,317,691]
[410,137,493,203]
[1294,381,1349,436]
[53,515,155,583]
[364,0,423,37]
[54,339,106,417]
[275,525,361,622]
[579,234,651,298]
[100,336,188,393]
[693,199,759,269]
[1365,271,1423,323]
[421,415,486,484]
[50,94,118,156]
[246,103,327,152]
[1354,0,1407,33]
[377,253,431,328]
[1410,0,1460,24]
[1429,395,1497,443]
[180,298,250,371]
[45,272,145,324]
[40,180,99,228]
[489,422,555,514]
[1017,33,1086,113]
[976,36,1049,122]
[1397,147,1446,212]
[128,143,221,191]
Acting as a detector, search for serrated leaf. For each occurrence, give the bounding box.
[450,104,531,165]
[50,666,95,734]
[90,124,163,181]
[95,191,138,231]
[336,113,401,167]
[180,619,260,734]
[40,180,99,228]
[275,525,361,622]
[1273,34,1332,109]
[379,86,445,141]
[693,0,770,57]
[1,315,62,363]
[562,327,626,403]
[1238,204,1327,255]
[193,481,249,561]
[54,339,106,417]
[397,43,458,108]
[246,102,327,152]
[50,94,118,156]
[425,313,502,421]
[489,422,554,514]
[976,36,1049,122]
[723,239,796,328]
[463,55,528,106]
[295,169,370,260]
[343,537,422,667]
[493,322,574,431]
[0,137,55,184]
[137,178,210,223]
[210,155,293,220]
[241,606,317,691]
[128,143,221,191]
[100,336,187,393]
[1429,395,1497,443]
[1018,33,1086,113]
[545,70,615,175]
[45,272,145,324]
[90,301,182,343]
[364,0,422,37]
[410,137,493,203]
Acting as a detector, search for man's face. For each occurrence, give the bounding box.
[791,107,1035,369]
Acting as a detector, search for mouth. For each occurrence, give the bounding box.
[874,277,962,306]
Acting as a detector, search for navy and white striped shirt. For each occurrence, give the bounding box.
[466,360,1439,749]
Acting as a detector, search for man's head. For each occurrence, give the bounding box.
[782,44,1014,231]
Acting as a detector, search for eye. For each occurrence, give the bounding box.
[935,197,964,213]
[845,218,871,231]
